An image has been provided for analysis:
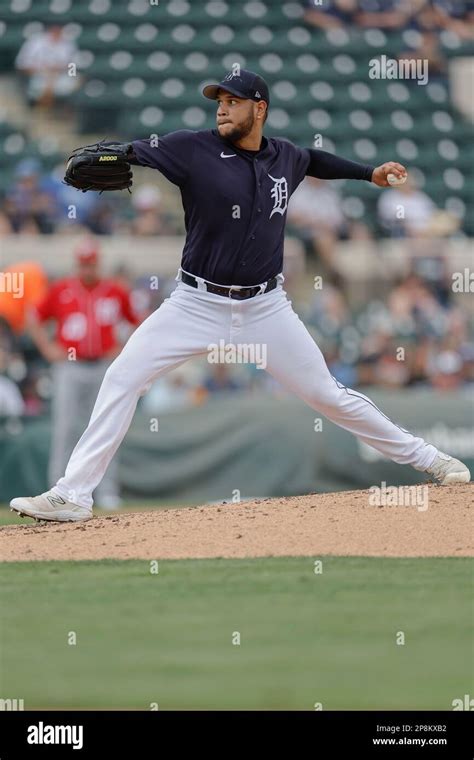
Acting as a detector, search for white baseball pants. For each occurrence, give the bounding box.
[53,272,437,508]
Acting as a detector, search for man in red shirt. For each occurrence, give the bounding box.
[29,240,139,508]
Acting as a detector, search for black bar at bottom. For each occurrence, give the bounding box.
[0,710,472,757]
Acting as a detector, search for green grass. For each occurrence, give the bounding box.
[1,557,472,710]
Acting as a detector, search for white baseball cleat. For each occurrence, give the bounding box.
[10,490,92,522]
[423,452,471,485]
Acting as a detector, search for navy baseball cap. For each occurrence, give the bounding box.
[202,69,270,106]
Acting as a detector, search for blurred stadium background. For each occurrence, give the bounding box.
[0,0,472,505]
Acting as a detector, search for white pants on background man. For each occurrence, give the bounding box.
[49,359,121,509]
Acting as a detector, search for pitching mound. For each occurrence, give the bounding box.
[1,484,472,562]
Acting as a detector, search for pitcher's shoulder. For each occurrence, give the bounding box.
[268,135,306,155]
[268,136,310,161]
[269,135,294,146]
[195,129,221,143]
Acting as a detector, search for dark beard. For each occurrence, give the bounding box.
[222,112,255,143]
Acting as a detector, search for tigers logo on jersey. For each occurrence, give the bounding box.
[268,174,288,218]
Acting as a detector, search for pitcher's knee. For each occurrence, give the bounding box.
[104,358,150,396]
[300,382,347,412]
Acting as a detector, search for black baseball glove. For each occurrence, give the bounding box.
[64,140,134,192]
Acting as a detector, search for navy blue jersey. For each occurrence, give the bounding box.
[132,129,373,286]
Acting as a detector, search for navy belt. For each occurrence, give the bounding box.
[181,272,278,300]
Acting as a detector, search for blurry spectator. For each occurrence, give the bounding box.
[0,317,16,355]
[288,176,370,271]
[406,0,439,31]
[356,0,411,29]
[0,261,48,335]
[131,185,174,236]
[427,342,465,389]
[0,376,25,415]
[44,172,179,237]
[110,265,158,339]
[4,159,58,234]
[306,280,350,338]
[357,331,419,387]
[377,177,458,237]
[459,343,474,384]
[0,210,13,236]
[83,198,117,235]
[301,267,472,390]
[388,273,446,334]
[432,0,474,40]
[129,275,163,321]
[141,368,195,412]
[28,239,141,508]
[303,0,474,36]
[112,264,134,292]
[18,372,45,416]
[372,339,413,388]
[110,266,173,321]
[410,253,451,306]
[15,25,79,108]
[398,30,447,80]
[0,346,25,416]
[325,342,359,387]
[47,163,100,232]
[304,0,359,27]
[203,364,243,394]
[47,162,124,235]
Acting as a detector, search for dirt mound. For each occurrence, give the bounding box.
[1,484,472,562]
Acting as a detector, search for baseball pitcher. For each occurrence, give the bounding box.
[11,69,470,522]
